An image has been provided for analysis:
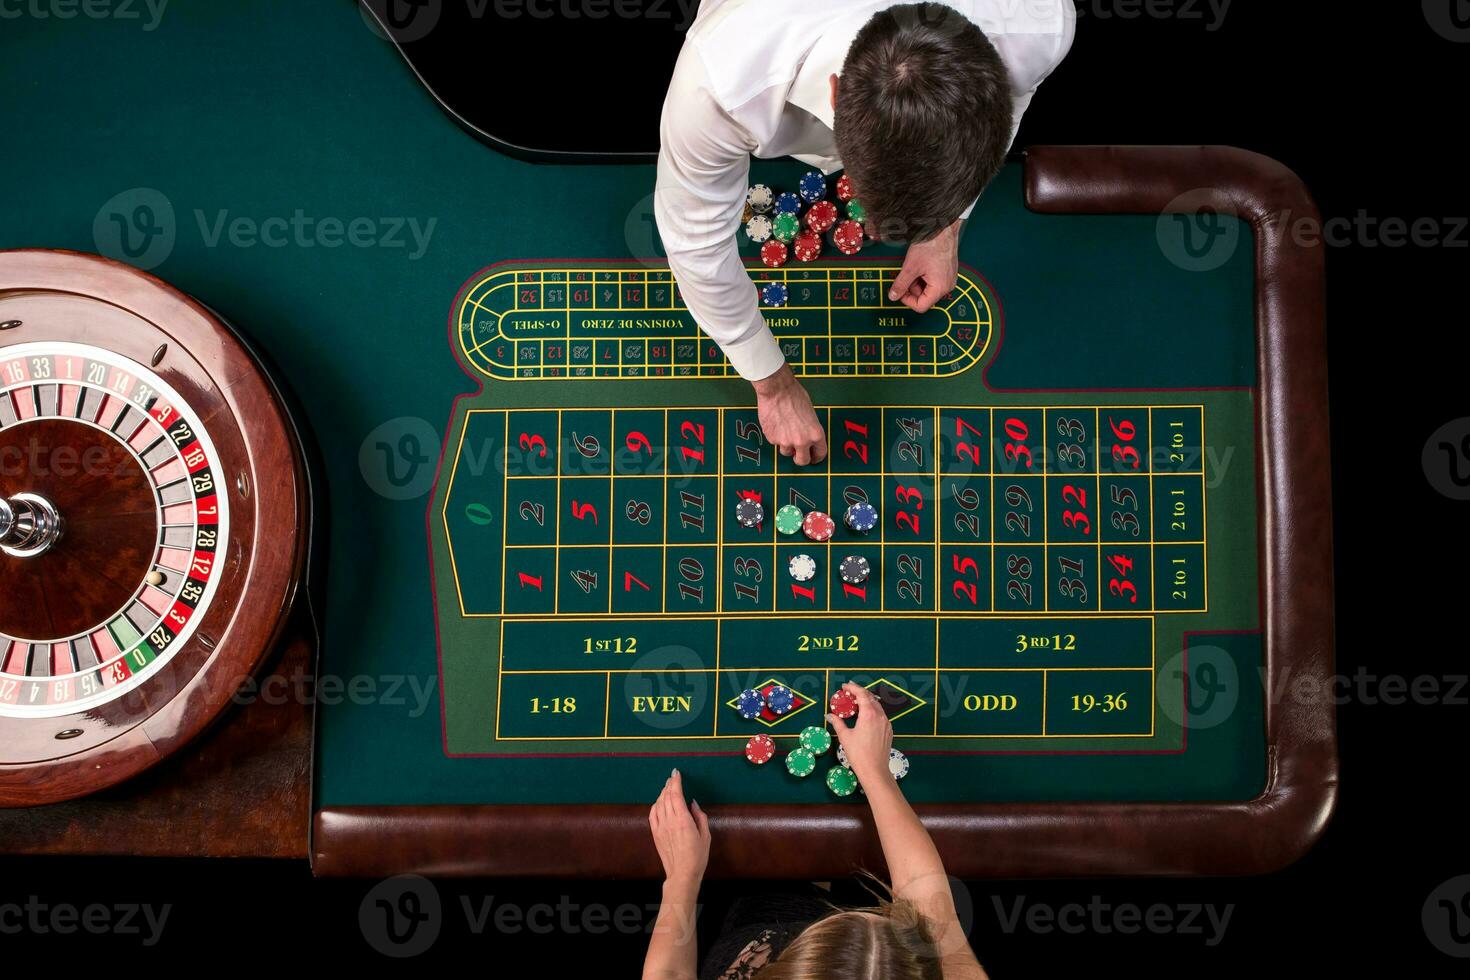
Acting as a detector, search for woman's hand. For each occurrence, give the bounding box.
[826,682,894,789]
[648,768,711,888]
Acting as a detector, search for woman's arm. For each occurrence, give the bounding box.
[643,769,710,980]
[827,684,987,979]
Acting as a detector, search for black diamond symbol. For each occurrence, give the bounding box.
[868,678,918,719]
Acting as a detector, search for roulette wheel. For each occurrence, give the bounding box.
[0,249,309,807]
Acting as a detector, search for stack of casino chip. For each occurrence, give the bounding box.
[845,198,867,223]
[804,200,838,233]
[760,239,788,268]
[775,504,804,536]
[745,214,772,243]
[826,765,858,796]
[835,173,855,202]
[735,498,765,528]
[737,687,767,720]
[766,684,795,715]
[802,510,836,542]
[798,170,827,203]
[745,733,775,764]
[839,555,871,585]
[746,183,775,213]
[792,231,822,263]
[831,219,864,255]
[832,745,910,788]
[761,282,788,307]
[785,747,817,777]
[772,212,800,243]
[829,687,858,719]
[774,191,802,215]
[799,725,832,755]
[844,501,878,535]
[788,553,817,582]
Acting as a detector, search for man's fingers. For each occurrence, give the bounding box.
[888,265,919,301]
[810,435,829,464]
[779,442,795,457]
[794,443,811,466]
[911,279,945,314]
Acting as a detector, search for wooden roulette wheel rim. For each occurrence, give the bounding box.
[0,249,308,806]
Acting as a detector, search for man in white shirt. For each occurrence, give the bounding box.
[655,0,1074,464]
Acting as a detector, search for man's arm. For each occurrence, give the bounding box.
[654,47,782,381]
[654,49,828,465]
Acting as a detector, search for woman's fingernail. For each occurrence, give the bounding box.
[672,767,679,777]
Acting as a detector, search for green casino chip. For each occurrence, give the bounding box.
[826,765,858,797]
[785,747,817,777]
[799,725,832,755]
[772,212,800,243]
[775,504,804,535]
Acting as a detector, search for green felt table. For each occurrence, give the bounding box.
[0,2,1335,877]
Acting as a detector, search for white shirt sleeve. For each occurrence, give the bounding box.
[655,47,787,382]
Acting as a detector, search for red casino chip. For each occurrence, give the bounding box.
[745,733,776,764]
[804,200,839,233]
[829,688,858,720]
[792,231,822,262]
[836,173,855,201]
[802,510,836,542]
[832,219,864,255]
[760,239,788,268]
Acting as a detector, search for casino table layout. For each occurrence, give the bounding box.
[0,4,1336,877]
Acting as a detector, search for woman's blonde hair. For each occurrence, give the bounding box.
[754,878,946,980]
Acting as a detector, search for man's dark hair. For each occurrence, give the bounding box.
[834,3,1014,242]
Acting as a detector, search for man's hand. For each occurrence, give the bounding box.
[753,364,828,466]
[889,218,962,313]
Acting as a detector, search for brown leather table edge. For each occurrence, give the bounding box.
[312,145,1338,878]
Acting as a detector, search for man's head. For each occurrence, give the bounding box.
[832,3,1014,243]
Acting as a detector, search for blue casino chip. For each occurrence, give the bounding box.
[761,282,789,307]
[844,500,879,534]
[766,684,795,715]
[774,191,802,215]
[798,170,827,203]
[737,688,766,720]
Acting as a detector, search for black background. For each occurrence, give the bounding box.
[2,1,1467,972]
